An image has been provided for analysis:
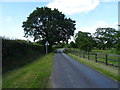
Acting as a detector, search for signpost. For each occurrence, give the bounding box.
[45,41,49,55]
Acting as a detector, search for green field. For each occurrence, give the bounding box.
[2,53,54,88]
[92,49,117,55]
[69,48,118,55]
[68,53,119,82]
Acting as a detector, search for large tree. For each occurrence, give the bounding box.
[75,31,94,52]
[22,7,76,48]
[93,27,117,49]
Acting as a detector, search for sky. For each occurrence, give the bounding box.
[0,0,119,41]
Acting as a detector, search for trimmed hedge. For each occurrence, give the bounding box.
[2,38,44,74]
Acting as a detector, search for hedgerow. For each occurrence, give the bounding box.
[2,38,44,74]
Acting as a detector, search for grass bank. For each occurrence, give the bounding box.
[2,53,54,88]
[68,53,119,82]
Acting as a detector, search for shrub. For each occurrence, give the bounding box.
[2,38,44,74]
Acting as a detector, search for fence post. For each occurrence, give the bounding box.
[79,52,81,58]
[88,52,90,60]
[75,51,77,56]
[77,52,79,57]
[78,52,80,58]
[106,54,108,65]
[95,53,97,63]
[83,52,85,58]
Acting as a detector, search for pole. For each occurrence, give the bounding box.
[45,41,49,56]
[106,54,108,65]
[46,45,47,55]
[95,53,97,63]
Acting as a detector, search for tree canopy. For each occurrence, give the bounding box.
[75,31,94,52]
[93,27,118,49]
[22,7,76,47]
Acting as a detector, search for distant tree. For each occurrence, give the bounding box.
[22,7,76,51]
[94,27,117,50]
[69,41,76,48]
[75,31,94,52]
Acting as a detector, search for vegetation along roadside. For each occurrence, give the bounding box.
[2,53,54,88]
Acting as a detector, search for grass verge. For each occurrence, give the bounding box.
[68,53,119,82]
[2,53,54,88]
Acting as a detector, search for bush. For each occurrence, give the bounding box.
[2,38,44,74]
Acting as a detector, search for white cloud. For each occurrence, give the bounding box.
[100,0,119,2]
[47,0,118,15]
[114,22,120,27]
[76,21,118,34]
[1,0,53,2]
[47,0,100,15]
[95,21,110,27]
[5,17,12,21]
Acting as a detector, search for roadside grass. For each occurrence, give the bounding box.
[68,53,119,82]
[2,53,54,88]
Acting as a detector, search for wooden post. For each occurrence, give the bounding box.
[106,54,108,65]
[88,52,90,60]
[95,54,97,63]
[83,52,85,58]
[79,53,81,58]
[78,52,80,58]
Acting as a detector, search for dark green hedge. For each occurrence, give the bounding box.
[2,38,44,74]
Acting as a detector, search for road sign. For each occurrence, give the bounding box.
[45,41,49,46]
[45,41,49,55]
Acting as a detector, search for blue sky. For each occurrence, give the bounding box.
[0,0,118,41]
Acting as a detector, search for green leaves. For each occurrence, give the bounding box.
[75,31,94,52]
[94,27,118,49]
[22,7,76,46]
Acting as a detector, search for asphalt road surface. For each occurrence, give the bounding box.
[52,52,119,88]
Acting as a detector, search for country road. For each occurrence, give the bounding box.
[51,52,119,88]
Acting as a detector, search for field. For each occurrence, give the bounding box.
[70,48,118,55]
[2,53,54,88]
[92,49,118,55]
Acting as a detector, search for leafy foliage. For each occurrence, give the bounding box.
[2,38,44,73]
[93,27,118,49]
[69,41,76,48]
[22,7,76,47]
[75,31,94,52]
